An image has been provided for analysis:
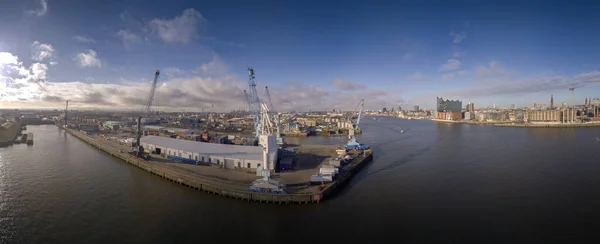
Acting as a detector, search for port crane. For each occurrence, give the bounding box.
[345,99,368,150]
[347,99,365,138]
[133,70,160,160]
[243,68,285,193]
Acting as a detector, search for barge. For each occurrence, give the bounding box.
[26,133,33,145]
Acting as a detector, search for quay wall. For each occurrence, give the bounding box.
[61,125,372,204]
[494,122,600,128]
[432,119,514,125]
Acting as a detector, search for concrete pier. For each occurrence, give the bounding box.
[61,125,373,204]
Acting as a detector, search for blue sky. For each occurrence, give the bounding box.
[1,0,600,111]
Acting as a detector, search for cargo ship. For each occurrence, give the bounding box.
[26,133,33,145]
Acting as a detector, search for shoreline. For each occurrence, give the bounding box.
[431,119,513,125]
[60,124,373,204]
[493,123,600,128]
[0,121,21,147]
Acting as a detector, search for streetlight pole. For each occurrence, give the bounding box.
[569,88,575,123]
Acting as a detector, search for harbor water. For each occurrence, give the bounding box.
[2,118,600,243]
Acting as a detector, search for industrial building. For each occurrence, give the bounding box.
[19,114,42,124]
[103,121,131,131]
[139,135,278,171]
[437,97,462,112]
[179,118,201,125]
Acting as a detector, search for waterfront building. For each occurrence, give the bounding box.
[436,97,462,112]
[466,103,475,112]
[436,111,462,121]
[524,109,576,123]
[140,135,277,171]
[413,105,420,112]
[464,111,473,120]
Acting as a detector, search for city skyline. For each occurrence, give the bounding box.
[1,0,600,112]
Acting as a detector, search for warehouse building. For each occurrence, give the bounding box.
[140,135,278,171]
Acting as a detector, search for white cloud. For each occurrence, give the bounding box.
[331,79,366,91]
[409,72,424,81]
[74,49,102,68]
[197,55,228,76]
[117,30,141,47]
[149,8,204,44]
[0,52,20,65]
[29,63,48,82]
[0,52,50,95]
[439,58,461,71]
[49,61,58,66]
[31,41,55,61]
[2,55,397,111]
[450,31,466,44]
[25,0,48,17]
[74,36,96,43]
[442,73,456,80]
[163,67,188,78]
[477,61,510,77]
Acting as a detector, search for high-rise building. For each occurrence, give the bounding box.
[436,97,462,112]
[550,94,554,109]
[413,105,420,111]
[397,106,402,112]
[467,103,475,112]
[382,107,387,113]
[391,107,395,113]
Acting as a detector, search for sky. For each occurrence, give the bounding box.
[1,0,600,112]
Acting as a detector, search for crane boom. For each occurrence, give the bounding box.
[144,70,160,116]
[247,68,262,138]
[356,99,364,128]
[265,86,275,112]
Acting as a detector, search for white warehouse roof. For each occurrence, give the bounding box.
[140,135,268,161]
[144,125,165,131]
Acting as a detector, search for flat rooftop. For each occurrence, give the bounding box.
[140,135,272,161]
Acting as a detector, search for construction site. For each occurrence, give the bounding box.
[56,68,373,203]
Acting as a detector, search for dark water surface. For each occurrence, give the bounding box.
[2,118,600,243]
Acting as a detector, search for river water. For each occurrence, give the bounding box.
[2,118,600,243]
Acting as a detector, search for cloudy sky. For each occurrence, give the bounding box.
[1,0,600,111]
